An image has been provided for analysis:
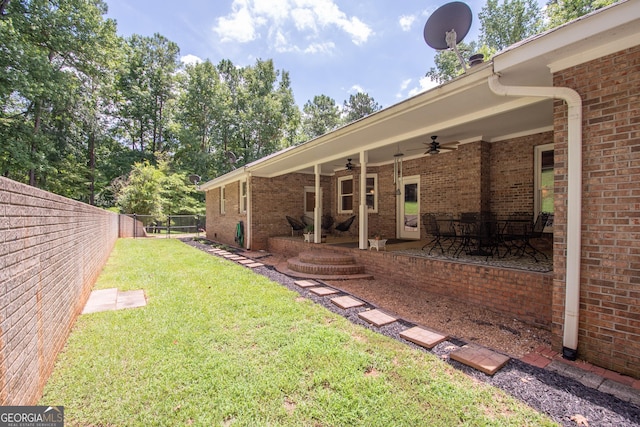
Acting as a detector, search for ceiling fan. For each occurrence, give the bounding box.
[345,158,354,170]
[425,136,441,154]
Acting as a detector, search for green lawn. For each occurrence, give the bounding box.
[40,239,556,426]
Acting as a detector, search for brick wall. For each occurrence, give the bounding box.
[269,237,552,328]
[552,45,640,377]
[489,133,554,214]
[0,177,119,404]
[205,182,246,248]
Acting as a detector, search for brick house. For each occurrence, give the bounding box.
[201,1,640,378]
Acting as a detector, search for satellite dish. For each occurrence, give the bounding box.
[424,2,472,70]
[188,174,201,185]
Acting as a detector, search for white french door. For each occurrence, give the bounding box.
[398,176,420,240]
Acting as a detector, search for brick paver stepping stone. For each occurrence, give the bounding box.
[308,287,339,296]
[294,279,318,288]
[400,326,448,349]
[358,309,397,327]
[450,345,510,375]
[331,295,365,309]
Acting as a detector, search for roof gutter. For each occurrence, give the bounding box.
[488,74,582,360]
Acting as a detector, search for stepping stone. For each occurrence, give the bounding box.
[244,262,264,268]
[331,295,365,309]
[358,309,397,327]
[308,287,339,296]
[116,290,146,310]
[450,345,510,375]
[238,259,255,265]
[400,326,448,349]
[82,288,118,314]
[228,256,246,260]
[294,280,319,288]
[222,253,237,258]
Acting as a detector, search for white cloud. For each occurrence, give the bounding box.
[214,1,260,43]
[181,54,203,66]
[213,0,373,50]
[303,41,335,54]
[349,84,365,94]
[407,76,439,98]
[399,15,416,32]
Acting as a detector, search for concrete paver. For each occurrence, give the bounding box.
[358,309,397,327]
[331,295,365,309]
[82,288,146,314]
[294,279,319,288]
[450,344,510,376]
[400,326,448,349]
[309,287,340,296]
[82,288,118,314]
[244,262,264,268]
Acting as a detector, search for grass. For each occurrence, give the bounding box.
[40,239,557,426]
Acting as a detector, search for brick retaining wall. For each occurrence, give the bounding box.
[269,237,552,329]
[0,177,119,404]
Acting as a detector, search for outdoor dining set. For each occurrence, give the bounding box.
[422,211,552,262]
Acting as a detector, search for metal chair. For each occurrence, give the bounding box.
[334,215,356,235]
[421,213,443,254]
[286,215,306,236]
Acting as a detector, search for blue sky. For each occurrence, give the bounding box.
[105,0,494,109]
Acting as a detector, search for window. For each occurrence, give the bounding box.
[220,186,226,214]
[366,174,378,213]
[239,180,247,213]
[337,175,378,213]
[534,144,554,230]
[338,176,353,213]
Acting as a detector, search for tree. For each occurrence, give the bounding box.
[116,33,180,156]
[301,95,341,139]
[0,0,122,202]
[115,160,203,220]
[426,41,485,84]
[342,92,382,123]
[544,0,617,29]
[479,0,543,51]
[116,160,165,218]
[174,60,223,180]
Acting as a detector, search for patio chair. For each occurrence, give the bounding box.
[498,212,529,258]
[421,213,443,254]
[334,215,356,235]
[286,215,306,236]
[521,212,551,262]
[321,214,334,233]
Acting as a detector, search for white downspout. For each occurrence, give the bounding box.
[246,171,252,250]
[359,151,369,250]
[488,74,582,360]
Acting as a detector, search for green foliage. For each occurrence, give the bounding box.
[342,92,382,124]
[40,239,557,426]
[479,0,543,51]
[301,94,341,139]
[544,0,617,29]
[115,160,203,219]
